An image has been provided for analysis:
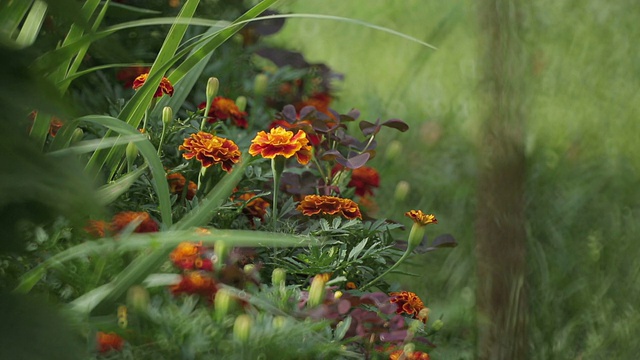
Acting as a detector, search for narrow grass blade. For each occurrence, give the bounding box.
[14,0,47,48]
[96,164,148,206]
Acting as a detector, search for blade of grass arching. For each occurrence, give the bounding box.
[48,134,143,156]
[0,0,32,43]
[77,115,172,227]
[14,0,47,49]
[87,0,200,181]
[95,164,148,206]
[28,111,51,150]
[56,62,152,86]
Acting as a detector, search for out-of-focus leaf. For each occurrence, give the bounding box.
[96,165,148,206]
[336,152,370,169]
[427,233,458,250]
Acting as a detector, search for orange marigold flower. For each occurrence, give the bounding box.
[198,97,248,129]
[84,220,111,238]
[249,127,312,165]
[117,66,150,87]
[167,173,198,200]
[405,210,438,227]
[333,164,380,197]
[389,291,426,322]
[389,349,431,360]
[49,117,64,137]
[345,281,357,290]
[179,131,241,172]
[170,242,202,270]
[96,331,124,353]
[294,92,334,118]
[132,73,174,98]
[171,271,218,300]
[296,195,362,220]
[111,211,159,233]
[236,192,270,221]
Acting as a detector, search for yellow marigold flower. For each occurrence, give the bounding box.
[389,291,427,323]
[405,210,437,226]
[111,211,159,233]
[132,73,174,98]
[170,242,201,263]
[296,195,362,220]
[389,349,431,360]
[249,127,312,165]
[179,131,241,172]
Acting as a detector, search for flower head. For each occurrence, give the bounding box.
[389,291,427,322]
[249,127,312,165]
[296,195,362,220]
[199,97,248,128]
[111,211,159,233]
[84,220,111,238]
[171,271,218,301]
[132,73,174,98]
[170,242,202,270]
[49,117,64,137]
[167,172,197,200]
[117,66,150,87]
[389,349,431,360]
[236,192,270,221]
[96,332,124,353]
[179,132,241,172]
[334,165,380,197]
[405,210,437,227]
[294,92,334,118]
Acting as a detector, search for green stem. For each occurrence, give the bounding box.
[271,156,286,229]
[200,101,212,130]
[360,250,411,291]
[157,122,167,156]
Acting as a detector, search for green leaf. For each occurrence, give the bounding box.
[14,0,47,48]
[348,238,368,261]
[96,165,148,206]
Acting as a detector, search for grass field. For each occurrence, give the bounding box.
[271,1,640,358]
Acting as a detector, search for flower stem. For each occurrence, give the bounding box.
[270,156,286,229]
[200,102,212,131]
[157,122,167,156]
[360,250,411,291]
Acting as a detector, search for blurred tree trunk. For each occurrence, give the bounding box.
[476,0,528,359]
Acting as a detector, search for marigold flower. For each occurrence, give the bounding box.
[167,172,198,200]
[389,349,431,360]
[116,66,150,87]
[179,131,241,172]
[236,192,270,221]
[297,195,362,220]
[132,73,174,98]
[333,164,380,197]
[405,210,438,227]
[49,117,64,137]
[170,242,202,270]
[389,291,427,323]
[96,331,124,353]
[111,211,159,233]
[294,92,334,117]
[199,97,248,128]
[171,271,218,300]
[346,281,357,290]
[249,127,312,165]
[84,220,111,238]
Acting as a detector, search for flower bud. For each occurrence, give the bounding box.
[334,290,343,299]
[126,142,138,167]
[214,288,235,321]
[417,307,430,324]
[126,285,150,313]
[271,268,286,287]
[214,240,230,270]
[403,343,416,356]
[117,305,128,329]
[432,319,444,331]
[243,264,255,274]
[206,77,219,101]
[235,96,247,112]
[407,222,427,253]
[162,106,173,126]
[394,181,410,203]
[71,128,84,144]
[253,73,268,96]
[385,140,402,161]
[233,314,252,342]
[307,274,327,308]
[272,316,286,329]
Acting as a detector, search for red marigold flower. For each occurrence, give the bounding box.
[170,242,202,270]
[389,349,431,360]
[132,73,174,98]
[167,173,198,200]
[84,220,111,238]
[111,211,159,233]
[171,271,218,300]
[405,210,437,227]
[198,97,248,129]
[96,331,124,353]
[49,117,64,137]
[333,164,380,197]
[236,192,270,221]
[249,127,312,165]
[296,195,362,220]
[294,92,334,118]
[116,66,150,87]
[389,291,426,322]
[179,131,241,172]
[345,281,357,290]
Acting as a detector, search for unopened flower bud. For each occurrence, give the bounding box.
[206,77,219,101]
[126,285,149,313]
[334,290,343,299]
[403,343,416,355]
[235,96,247,112]
[214,288,234,321]
[272,316,286,329]
[271,268,286,287]
[394,181,410,203]
[117,305,128,329]
[126,142,138,167]
[71,128,84,144]
[407,222,427,253]
[307,274,327,308]
[417,307,430,324]
[233,314,252,342]
[432,319,444,331]
[385,140,402,161]
[243,264,255,274]
[253,73,268,96]
[214,240,229,270]
[162,106,173,126]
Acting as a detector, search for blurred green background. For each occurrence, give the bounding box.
[271,0,640,358]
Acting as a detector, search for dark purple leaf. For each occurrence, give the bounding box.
[282,105,297,122]
[320,149,344,161]
[337,299,352,314]
[346,108,360,120]
[250,10,285,36]
[359,119,380,136]
[426,233,457,251]
[337,153,370,169]
[299,106,316,119]
[381,118,409,132]
[379,330,408,342]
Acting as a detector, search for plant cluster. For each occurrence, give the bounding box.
[1,1,454,359]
